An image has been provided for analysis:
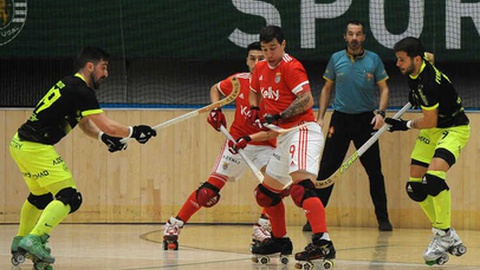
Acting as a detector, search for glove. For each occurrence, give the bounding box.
[249,106,261,126]
[207,107,226,131]
[98,132,127,153]
[130,125,157,144]
[385,118,410,132]
[264,113,281,124]
[228,135,251,154]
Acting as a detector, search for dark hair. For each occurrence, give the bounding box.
[247,41,261,53]
[345,19,365,34]
[75,46,109,70]
[393,37,425,58]
[259,25,284,44]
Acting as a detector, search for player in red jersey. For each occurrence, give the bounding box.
[162,42,280,250]
[231,26,335,267]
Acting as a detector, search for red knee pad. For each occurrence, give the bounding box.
[254,184,282,207]
[290,179,316,207]
[196,182,221,208]
[290,184,305,207]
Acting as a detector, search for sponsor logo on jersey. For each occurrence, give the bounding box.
[260,86,280,101]
[0,0,27,46]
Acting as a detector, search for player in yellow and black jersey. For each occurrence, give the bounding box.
[386,37,469,266]
[9,47,157,268]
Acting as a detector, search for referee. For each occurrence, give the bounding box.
[305,20,392,231]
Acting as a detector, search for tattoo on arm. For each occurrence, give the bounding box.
[281,93,311,119]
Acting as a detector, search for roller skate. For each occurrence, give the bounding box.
[18,234,54,270]
[250,215,271,250]
[251,236,292,265]
[294,233,336,270]
[163,216,184,250]
[11,236,26,267]
[424,227,467,266]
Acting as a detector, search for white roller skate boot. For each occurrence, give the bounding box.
[423,227,466,265]
[446,227,467,257]
[251,215,271,250]
[163,216,184,250]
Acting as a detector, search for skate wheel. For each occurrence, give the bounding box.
[34,261,47,270]
[167,243,177,250]
[452,245,467,256]
[323,259,334,269]
[11,253,26,266]
[259,256,270,264]
[251,256,259,263]
[437,254,449,265]
[294,263,303,269]
[280,255,289,264]
[303,262,314,270]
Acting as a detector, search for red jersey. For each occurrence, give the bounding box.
[217,72,275,147]
[250,54,316,128]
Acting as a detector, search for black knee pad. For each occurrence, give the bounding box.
[405,181,427,202]
[27,193,54,210]
[196,182,221,208]
[433,148,456,167]
[290,179,317,207]
[423,173,449,196]
[55,187,83,214]
[254,184,282,207]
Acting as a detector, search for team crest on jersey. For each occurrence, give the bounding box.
[275,72,281,83]
[222,161,229,170]
[0,0,27,46]
[366,72,373,81]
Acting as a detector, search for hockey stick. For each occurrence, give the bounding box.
[121,76,241,143]
[219,125,264,182]
[263,123,308,134]
[315,102,412,189]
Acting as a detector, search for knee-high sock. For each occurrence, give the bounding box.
[432,189,451,229]
[266,200,286,238]
[410,176,436,224]
[419,196,436,224]
[177,175,227,222]
[17,200,42,236]
[427,171,451,230]
[303,197,327,234]
[31,200,70,236]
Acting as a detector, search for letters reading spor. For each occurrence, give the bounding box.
[228,0,480,50]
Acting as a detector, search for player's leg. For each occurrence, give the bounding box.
[164,141,241,249]
[20,177,80,264]
[288,123,336,262]
[9,135,69,264]
[251,176,292,260]
[252,146,293,260]
[353,116,391,231]
[248,145,275,245]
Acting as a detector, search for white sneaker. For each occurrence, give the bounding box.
[252,216,271,243]
[163,217,184,241]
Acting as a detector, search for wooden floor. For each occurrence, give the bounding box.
[1,224,479,270]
